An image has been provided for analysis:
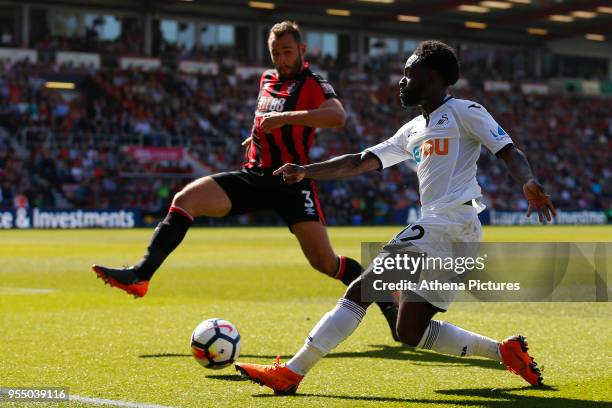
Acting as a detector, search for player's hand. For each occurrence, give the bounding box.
[273,163,306,184]
[260,112,287,133]
[523,179,557,224]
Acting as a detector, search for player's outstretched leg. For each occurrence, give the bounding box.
[335,256,399,341]
[236,277,372,394]
[92,176,230,297]
[293,221,399,341]
[396,296,543,386]
[92,205,193,298]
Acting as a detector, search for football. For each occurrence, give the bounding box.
[191,318,241,369]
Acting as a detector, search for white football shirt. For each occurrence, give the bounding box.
[366,96,512,214]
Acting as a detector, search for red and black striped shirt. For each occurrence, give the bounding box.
[245,63,337,169]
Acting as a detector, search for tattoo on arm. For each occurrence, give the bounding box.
[304,152,380,181]
[496,144,535,184]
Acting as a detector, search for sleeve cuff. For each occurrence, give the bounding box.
[364,150,384,171]
[493,142,514,157]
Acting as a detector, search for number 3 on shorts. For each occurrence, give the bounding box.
[301,190,315,215]
[301,190,314,207]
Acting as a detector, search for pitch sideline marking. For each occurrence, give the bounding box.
[70,395,176,408]
[0,287,58,295]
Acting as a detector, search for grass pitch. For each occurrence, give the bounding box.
[0,226,611,407]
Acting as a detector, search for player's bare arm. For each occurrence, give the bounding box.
[496,144,557,224]
[260,98,345,132]
[273,151,380,184]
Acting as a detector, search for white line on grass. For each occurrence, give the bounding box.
[0,287,58,295]
[71,395,176,408]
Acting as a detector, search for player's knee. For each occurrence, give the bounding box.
[172,189,204,218]
[172,187,195,213]
[396,322,428,347]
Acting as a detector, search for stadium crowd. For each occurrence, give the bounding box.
[0,55,609,224]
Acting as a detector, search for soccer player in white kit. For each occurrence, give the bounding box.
[236,40,557,394]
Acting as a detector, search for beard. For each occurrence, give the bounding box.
[277,52,303,81]
[399,84,424,110]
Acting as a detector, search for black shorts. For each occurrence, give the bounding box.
[211,168,325,228]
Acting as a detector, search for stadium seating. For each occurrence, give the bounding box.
[0,54,609,224]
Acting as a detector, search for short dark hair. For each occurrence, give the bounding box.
[269,21,302,43]
[413,40,459,87]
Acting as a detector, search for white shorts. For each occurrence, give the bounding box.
[388,204,482,311]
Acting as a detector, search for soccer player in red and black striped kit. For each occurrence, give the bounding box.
[92,21,400,340]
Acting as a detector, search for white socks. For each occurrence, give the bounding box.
[286,302,501,377]
[417,320,501,362]
[286,298,366,376]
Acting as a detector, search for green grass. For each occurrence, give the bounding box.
[0,226,611,407]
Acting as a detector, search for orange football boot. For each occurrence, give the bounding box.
[92,264,149,298]
[235,356,303,395]
[499,335,543,386]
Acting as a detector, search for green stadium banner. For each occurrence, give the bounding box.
[600,81,612,95]
[564,79,583,94]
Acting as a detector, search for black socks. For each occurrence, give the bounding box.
[134,206,193,280]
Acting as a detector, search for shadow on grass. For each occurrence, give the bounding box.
[252,386,605,407]
[139,345,502,370]
[138,352,604,407]
[242,344,503,371]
